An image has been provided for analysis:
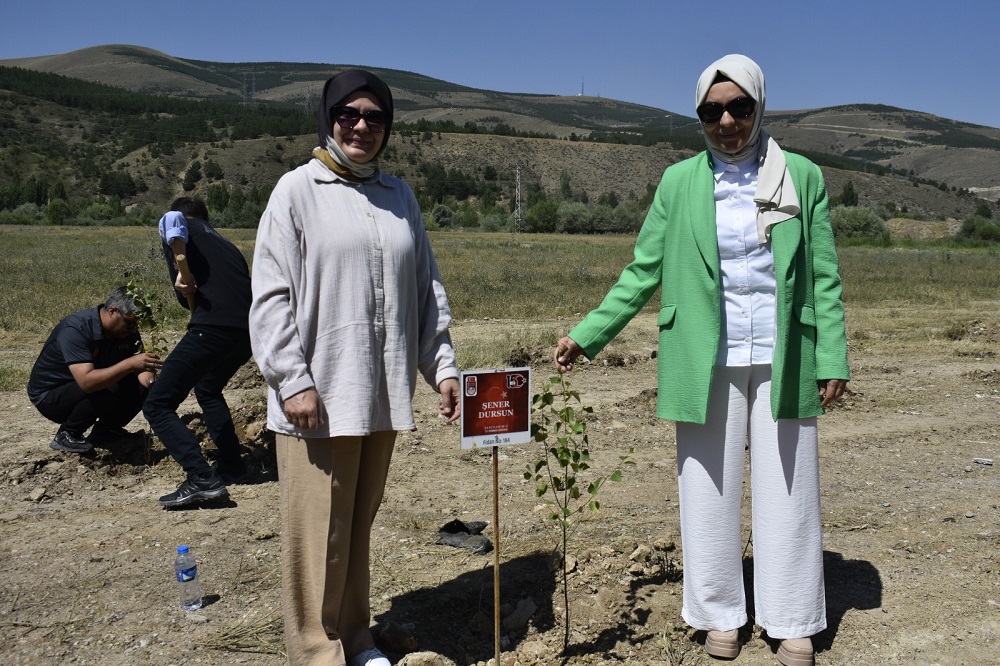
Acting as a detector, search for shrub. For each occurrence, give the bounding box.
[974,222,1000,242]
[452,205,479,229]
[830,206,890,245]
[0,203,43,225]
[45,199,73,226]
[589,204,616,234]
[556,201,590,234]
[959,215,994,240]
[613,200,646,233]
[479,213,506,232]
[525,199,559,233]
[429,203,454,229]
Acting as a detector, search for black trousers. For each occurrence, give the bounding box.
[33,374,145,436]
[143,325,252,476]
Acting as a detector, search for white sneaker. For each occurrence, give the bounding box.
[351,647,391,666]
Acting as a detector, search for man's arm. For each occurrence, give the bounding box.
[160,211,197,311]
[68,354,161,393]
[169,238,198,311]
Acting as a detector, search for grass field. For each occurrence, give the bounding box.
[2,226,997,386]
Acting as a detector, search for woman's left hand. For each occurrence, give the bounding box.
[438,377,461,423]
[818,379,847,408]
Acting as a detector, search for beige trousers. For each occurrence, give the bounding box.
[276,431,396,666]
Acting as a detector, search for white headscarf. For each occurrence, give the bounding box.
[696,54,800,243]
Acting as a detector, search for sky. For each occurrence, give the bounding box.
[2,1,997,129]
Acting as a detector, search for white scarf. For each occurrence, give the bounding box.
[696,54,800,243]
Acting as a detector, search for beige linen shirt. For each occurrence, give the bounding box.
[250,158,458,438]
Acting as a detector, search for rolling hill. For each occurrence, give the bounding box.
[1,45,998,223]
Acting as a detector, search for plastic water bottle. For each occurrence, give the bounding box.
[174,545,203,611]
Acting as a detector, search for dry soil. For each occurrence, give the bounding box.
[1,314,998,665]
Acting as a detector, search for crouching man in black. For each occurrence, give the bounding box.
[28,287,161,453]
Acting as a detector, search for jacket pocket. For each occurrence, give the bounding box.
[658,304,677,329]
[794,303,816,327]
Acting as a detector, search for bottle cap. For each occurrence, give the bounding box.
[177,545,190,554]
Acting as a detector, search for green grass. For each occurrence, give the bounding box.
[0,363,29,391]
[0,226,257,334]
[4,226,1000,374]
[433,231,644,320]
[839,247,1000,307]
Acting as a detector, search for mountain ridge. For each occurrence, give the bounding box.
[1,45,998,221]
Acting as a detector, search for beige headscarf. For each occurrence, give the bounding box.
[696,54,800,243]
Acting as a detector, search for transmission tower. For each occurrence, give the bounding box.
[514,164,523,233]
[303,85,314,116]
[242,72,258,112]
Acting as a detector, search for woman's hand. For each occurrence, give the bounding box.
[818,379,847,408]
[438,377,461,423]
[283,388,326,431]
[553,337,584,372]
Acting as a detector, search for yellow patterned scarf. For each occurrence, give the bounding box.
[312,147,364,182]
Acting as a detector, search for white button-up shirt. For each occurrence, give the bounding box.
[713,158,776,367]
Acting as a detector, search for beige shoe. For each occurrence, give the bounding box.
[777,637,814,666]
[705,629,740,659]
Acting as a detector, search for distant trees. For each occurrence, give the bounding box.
[0,176,48,209]
[831,180,859,207]
[406,158,647,235]
[182,161,203,191]
[99,170,139,198]
[525,199,560,233]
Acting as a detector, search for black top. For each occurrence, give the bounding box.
[162,217,252,330]
[27,306,141,404]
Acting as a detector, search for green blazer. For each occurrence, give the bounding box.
[569,150,850,424]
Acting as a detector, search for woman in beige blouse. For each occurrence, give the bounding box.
[250,69,460,666]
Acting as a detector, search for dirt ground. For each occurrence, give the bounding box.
[1,313,998,665]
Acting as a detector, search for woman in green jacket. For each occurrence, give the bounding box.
[554,55,849,666]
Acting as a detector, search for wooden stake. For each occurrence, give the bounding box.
[174,253,197,314]
[493,447,501,666]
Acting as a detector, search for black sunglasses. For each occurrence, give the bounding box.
[696,97,756,124]
[332,106,387,133]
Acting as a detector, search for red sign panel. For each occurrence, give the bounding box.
[460,368,531,449]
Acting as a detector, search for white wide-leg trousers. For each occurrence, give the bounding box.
[676,364,826,639]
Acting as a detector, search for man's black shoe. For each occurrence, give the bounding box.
[49,430,93,454]
[214,460,250,485]
[88,423,134,446]
[158,471,228,507]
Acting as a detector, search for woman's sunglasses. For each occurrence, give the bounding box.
[332,106,387,133]
[696,97,756,124]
